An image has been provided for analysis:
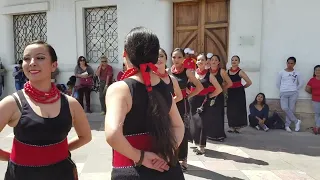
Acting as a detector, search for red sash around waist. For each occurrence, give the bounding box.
[173,89,188,98]
[113,133,153,168]
[230,81,243,88]
[190,86,216,96]
[10,138,69,166]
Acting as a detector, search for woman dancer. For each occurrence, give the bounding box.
[170,48,203,171]
[155,48,182,102]
[105,27,185,179]
[189,53,222,155]
[0,40,92,179]
[207,54,233,141]
[227,55,252,133]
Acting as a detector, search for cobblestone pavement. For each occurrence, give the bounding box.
[0,113,319,180]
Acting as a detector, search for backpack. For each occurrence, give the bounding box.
[266,111,285,129]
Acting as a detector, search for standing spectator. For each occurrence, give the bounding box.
[276,57,303,132]
[95,56,113,115]
[305,65,320,134]
[74,56,94,113]
[12,60,26,90]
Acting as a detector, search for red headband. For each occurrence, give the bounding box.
[139,63,158,92]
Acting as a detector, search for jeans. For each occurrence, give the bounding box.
[15,82,24,91]
[280,91,299,127]
[77,87,91,111]
[312,101,320,127]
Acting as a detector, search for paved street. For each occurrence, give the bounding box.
[0,113,319,180]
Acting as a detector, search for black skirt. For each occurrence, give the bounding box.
[111,162,185,180]
[204,93,227,140]
[227,87,248,128]
[5,158,77,180]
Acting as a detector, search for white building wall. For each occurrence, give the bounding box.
[0,0,173,111]
[260,0,320,99]
[228,0,263,105]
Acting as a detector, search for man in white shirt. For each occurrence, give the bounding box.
[276,57,303,132]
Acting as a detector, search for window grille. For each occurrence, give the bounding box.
[85,6,118,63]
[13,13,47,62]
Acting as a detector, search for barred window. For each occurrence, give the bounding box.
[85,6,118,63]
[13,13,47,62]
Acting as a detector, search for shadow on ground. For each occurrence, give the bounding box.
[204,149,268,165]
[185,165,245,180]
[209,126,320,157]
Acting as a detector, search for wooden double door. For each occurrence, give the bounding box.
[173,0,229,68]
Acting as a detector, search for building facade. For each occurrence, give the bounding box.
[0,0,319,126]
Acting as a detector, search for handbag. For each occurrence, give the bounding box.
[80,77,93,87]
[183,98,191,128]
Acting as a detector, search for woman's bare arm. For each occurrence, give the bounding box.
[168,96,184,148]
[67,96,92,151]
[239,70,252,88]
[0,95,21,161]
[209,74,223,98]
[221,69,233,91]
[186,69,204,99]
[170,75,183,103]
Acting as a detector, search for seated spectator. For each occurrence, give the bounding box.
[305,65,320,134]
[249,93,270,132]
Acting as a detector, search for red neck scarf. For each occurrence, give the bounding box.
[171,65,184,74]
[196,68,208,75]
[230,67,240,72]
[153,70,168,78]
[24,81,61,104]
[210,68,219,74]
[120,63,158,92]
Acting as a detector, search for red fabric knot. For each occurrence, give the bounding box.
[139,63,158,92]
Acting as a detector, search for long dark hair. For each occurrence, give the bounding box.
[250,93,266,107]
[313,65,320,77]
[124,27,177,165]
[77,56,88,66]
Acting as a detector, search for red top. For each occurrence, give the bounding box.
[183,58,197,70]
[117,71,124,81]
[99,65,113,82]
[307,77,320,102]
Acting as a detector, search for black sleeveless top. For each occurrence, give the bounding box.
[228,69,242,82]
[122,78,172,135]
[170,69,188,89]
[215,68,224,85]
[192,71,211,88]
[13,90,72,145]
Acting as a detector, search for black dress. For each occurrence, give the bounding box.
[227,70,248,129]
[5,91,77,180]
[170,69,189,161]
[189,71,210,147]
[206,69,226,141]
[111,78,184,180]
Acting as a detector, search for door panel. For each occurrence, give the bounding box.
[173,0,229,68]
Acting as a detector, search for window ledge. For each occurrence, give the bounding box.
[1,2,49,15]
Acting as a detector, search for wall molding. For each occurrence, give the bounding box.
[1,2,50,15]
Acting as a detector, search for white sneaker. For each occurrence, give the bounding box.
[285,127,292,132]
[255,125,260,130]
[295,119,301,132]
